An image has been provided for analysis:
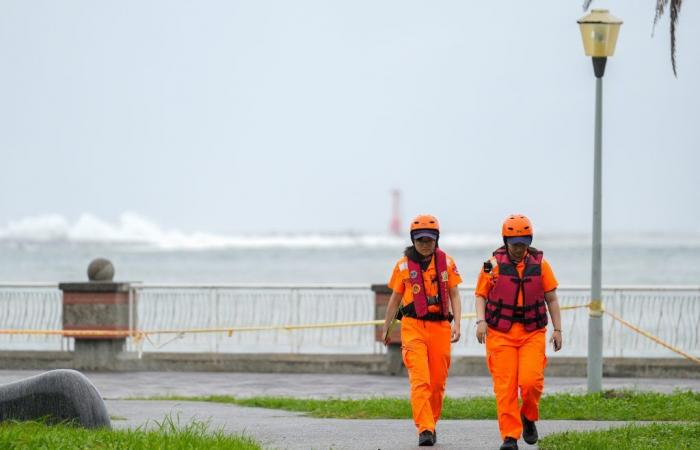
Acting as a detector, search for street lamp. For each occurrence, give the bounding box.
[577,9,622,393]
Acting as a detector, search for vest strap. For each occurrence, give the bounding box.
[510,315,543,325]
[489,301,539,312]
[399,303,454,322]
[486,298,548,328]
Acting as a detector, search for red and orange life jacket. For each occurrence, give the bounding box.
[401,248,451,321]
[485,246,548,332]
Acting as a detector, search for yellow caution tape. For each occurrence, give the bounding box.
[0,305,589,338]
[560,304,591,311]
[0,329,134,337]
[604,309,700,365]
[1,302,698,365]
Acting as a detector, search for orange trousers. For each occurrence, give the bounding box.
[486,323,547,440]
[401,317,452,434]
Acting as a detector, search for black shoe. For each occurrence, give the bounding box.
[418,430,435,446]
[521,414,538,444]
[432,430,437,444]
[499,437,518,450]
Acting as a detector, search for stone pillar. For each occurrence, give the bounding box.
[59,259,136,371]
[372,284,404,376]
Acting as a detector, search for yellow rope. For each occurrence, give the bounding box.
[1,302,698,366]
[0,329,133,337]
[560,304,591,311]
[0,305,597,338]
[604,309,700,365]
[0,320,387,338]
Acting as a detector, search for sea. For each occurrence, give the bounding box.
[0,213,699,285]
[1,214,698,357]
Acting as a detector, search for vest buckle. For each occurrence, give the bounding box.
[426,296,440,306]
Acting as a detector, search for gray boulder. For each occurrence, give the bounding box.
[0,369,111,428]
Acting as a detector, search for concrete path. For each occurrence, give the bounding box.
[0,370,698,399]
[2,371,695,449]
[106,399,631,450]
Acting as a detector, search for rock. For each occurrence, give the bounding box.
[0,369,111,428]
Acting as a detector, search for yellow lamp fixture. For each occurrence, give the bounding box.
[578,9,623,58]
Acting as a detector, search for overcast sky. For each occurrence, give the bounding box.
[0,1,698,235]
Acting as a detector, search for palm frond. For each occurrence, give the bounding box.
[668,0,683,76]
[585,0,683,76]
[653,0,665,26]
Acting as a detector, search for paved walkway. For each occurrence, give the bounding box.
[106,399,632,450]
[2,371,697,449]
[1,370,698,399]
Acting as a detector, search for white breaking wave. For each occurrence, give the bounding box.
[0,212,411,249]
[0,213,698,250]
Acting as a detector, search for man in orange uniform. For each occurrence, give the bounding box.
[474,215,563,450]
[382,214,462,446]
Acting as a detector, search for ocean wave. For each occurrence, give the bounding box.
[0,213,403,249]
[1,213,699,250]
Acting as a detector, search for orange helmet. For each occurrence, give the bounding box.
[502,214,533,237]
[410,214,439,231]
[410,214,440,240]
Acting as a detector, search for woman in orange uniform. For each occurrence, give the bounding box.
[382,214,462,447]
[475,214,563,450]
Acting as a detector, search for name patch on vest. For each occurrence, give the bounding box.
[441,271,448,282]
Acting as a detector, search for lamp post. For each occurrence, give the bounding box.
[577,9,622,393]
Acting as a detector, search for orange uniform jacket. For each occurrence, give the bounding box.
[475,249,558,441]
[388,252,462,435]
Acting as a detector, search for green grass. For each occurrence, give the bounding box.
[539,422,700,450]
[141,390,700,421]
[0,415,261,450]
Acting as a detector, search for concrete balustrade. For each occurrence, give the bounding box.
[372,284,404,375]
[58,259,137,370]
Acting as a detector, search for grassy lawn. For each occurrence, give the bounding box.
[142,390,700,421]
[538,422,700,450]
[0,416,261,450]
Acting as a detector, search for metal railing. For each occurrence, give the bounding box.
[0,283,71,351]
[0,283,698,358]
[459,285,700,358]
[130,284,374,354]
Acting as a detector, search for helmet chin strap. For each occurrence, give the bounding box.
[508,250,524,263]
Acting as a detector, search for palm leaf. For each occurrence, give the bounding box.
[668,0,683,76]
[585,0,683,76]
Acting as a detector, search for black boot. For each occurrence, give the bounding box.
[418,430,435,446]
[521,414,538,444]
[499,437,518,450]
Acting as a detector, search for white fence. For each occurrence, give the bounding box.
[0,283,698,358]
[0,283,71,351]
[131,284,374,354]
